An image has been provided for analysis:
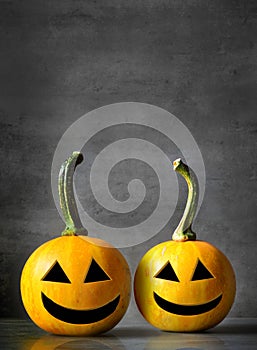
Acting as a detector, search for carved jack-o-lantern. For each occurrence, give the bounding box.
[134,159,236,332]
[20,152,131,336]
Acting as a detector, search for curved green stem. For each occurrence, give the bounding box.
[172,158,198,242]
[58,151,88,236]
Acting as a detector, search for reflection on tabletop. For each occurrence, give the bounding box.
[1,319,257,350]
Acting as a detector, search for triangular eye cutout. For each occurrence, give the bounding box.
[42,261,71,283]
[154,262,179,282]
[192,259,214,281]
[84,259,110,283]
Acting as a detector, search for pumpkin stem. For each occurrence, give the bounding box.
[172,158,198,242]
[58,151,88,236]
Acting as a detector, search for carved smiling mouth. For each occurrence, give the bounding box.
[42,292,120,324]
[154,292,222,316]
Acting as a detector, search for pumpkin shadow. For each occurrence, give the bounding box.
[21,333,126,350]
[142,331,225,350]
[109,325,160,338]
[208,321,257,335]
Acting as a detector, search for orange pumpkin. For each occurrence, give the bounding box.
[134,158,236,332]
[20,152,131,336]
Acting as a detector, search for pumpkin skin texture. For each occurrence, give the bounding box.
[134,240,236,332]
[21,235,131,336]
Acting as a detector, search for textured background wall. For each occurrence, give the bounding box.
[0,0,257,323]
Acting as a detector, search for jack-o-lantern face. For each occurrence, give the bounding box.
[21,236,131,336]
[41,258,120,324]
[153,258,222,316]
[134,240,236,332]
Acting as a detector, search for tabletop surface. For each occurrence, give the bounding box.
[1,318,257,350]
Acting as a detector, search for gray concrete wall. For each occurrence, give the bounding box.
[0,0,257,322]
